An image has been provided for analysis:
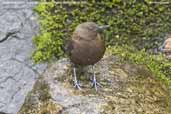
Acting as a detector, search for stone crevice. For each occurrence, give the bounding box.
[0,76,17,85]
[0,30,20,43]
[10,58,40,75]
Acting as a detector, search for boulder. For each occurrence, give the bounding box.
[19,56,171,114]
[0,0,47,113]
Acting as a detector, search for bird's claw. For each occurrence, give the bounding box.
[74,81,82,90]
[92,78,101,91]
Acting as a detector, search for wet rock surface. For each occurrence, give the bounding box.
[19,56,171,114]
[0,0,46,114]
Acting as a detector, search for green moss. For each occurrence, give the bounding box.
[101,63,171,114]
[107,45,171,84]
[32,0,171,63]
[32,0,171,84]
[18,77,63,114]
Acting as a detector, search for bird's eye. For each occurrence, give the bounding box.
[88,26,94,30]
[88,26,97,31]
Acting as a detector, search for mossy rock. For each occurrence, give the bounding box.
[18,77,63,114]
[38,54,171,114]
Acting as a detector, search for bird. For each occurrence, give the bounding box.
[65,22,109,91]
[159,33,171,57]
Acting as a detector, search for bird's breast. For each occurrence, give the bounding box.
[70,38,105,66]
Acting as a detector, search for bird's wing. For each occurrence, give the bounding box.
[64,40,74,56]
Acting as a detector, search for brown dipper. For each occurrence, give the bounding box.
[65,22,109,90]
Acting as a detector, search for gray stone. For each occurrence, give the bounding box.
[0,0,47,114]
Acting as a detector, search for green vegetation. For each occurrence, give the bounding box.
[107,45,171,84]
[32,0,171,63]
[32,0,171,83]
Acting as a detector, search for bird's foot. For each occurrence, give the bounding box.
[91,78,101,91]
[74,81,82,90]
[73,67,82,90]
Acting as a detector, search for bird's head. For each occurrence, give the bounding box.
[74,22,109,40]
[77,22,109,33]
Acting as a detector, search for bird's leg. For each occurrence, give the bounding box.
[73,67,82,90]
[91,65,101,91]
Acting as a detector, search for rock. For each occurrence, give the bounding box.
[1,0,170,113]
[19,56,171,114]
[18,77,63,114]
[0,0,47,114]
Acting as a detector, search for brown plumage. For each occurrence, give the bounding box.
[69,22,106,66]
[65,22,109,90]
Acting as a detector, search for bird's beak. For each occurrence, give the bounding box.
[97,25,109,31]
